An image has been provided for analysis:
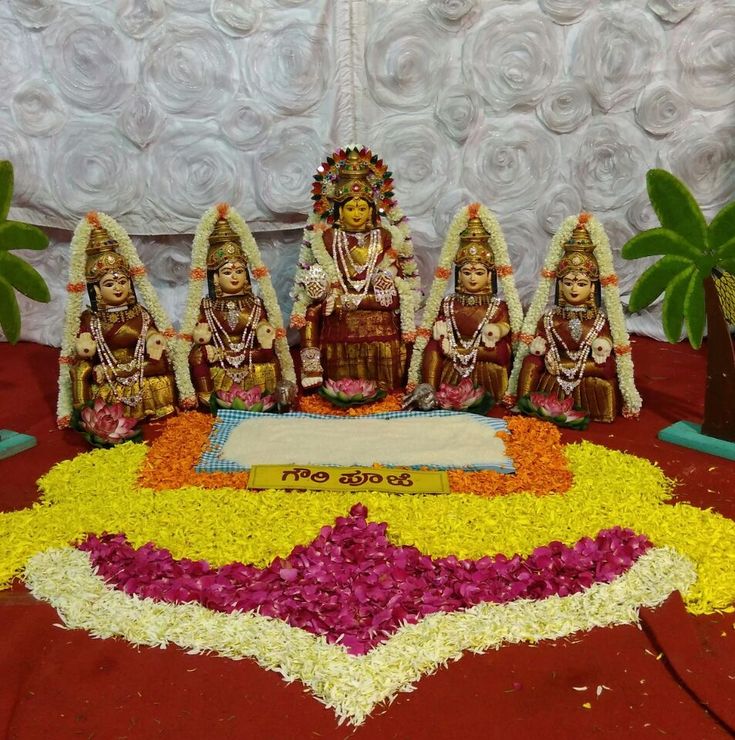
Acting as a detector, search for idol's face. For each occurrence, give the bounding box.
[560,272,593,306]
[339,198,372,231]
[97,273,131,307]
[458,262,491,295]
[217,261,248,295]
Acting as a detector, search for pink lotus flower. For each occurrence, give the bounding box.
[322,378,378,402]
[529,392,587,422]
[216,384,275,412]
[436,379,485,410]
[80,399,138,444]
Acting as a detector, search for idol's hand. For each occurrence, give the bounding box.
[205,345,223,364]
[193,322,212,345]
[75,332,96,358]
[544,354,559,376]
[591,337,612,365]
[402,383,438,412]
[324,290,339,317]
[529,336,547,356]
[482,323,500,349]
[256,321,275,349]
[146,332,166,360]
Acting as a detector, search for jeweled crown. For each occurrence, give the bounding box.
[454,217,495,267]
[207,218,247,270]
[333,149,374,204]
[85,226,130,282]
[557,222,599,280]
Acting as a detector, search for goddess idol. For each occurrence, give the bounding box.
[406,203,523,407]
[289,147,420,390]
[56,212,193,427]
[182,204,296,409]
[508,213,642,422]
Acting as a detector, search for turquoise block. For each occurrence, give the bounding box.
[658,421,735,461]
[0,430,37,460]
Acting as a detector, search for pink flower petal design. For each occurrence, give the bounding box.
[78,505,652,656]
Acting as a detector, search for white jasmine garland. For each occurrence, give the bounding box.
[407,204,522,388]
[56,216,92,426]
[586,216,642,416]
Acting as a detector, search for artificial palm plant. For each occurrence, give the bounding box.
[622,168,735,444]
[0,160,50,458]
[0,160,50,343]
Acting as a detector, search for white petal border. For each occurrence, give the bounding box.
[25,546,695,726]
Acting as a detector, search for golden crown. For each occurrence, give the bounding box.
[85,226,130,282]
[207,218,247,270]
[454,217,495,267]
[557,223,598,280]
[333,149,374,203]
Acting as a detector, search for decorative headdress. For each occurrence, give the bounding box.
[311,146,395,220]
[454,217,495,268]
[207,218,247,271]
[85,226,131,283]
[556,223,599,280]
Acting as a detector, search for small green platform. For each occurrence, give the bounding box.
[0,430,37,460]
[658,421,735,461]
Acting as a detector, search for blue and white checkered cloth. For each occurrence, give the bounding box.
[196,409,515,475]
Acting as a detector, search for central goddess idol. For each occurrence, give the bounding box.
[289,147,420,390]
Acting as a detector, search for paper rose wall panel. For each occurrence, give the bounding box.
[1,0,734,345]
[0,0,341,233]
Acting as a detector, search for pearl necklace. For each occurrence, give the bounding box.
[90,308,150,407]
[203,296,262,383]
[543,309,606,395]
[444,294,500,378]
[333,228,381,310]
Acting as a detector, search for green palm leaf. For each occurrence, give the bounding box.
[715,234,735,263]
[0,252,50,302]
[628,255,692,313]
[708,201,735,252]
[661,265,696,343]
[683,273,706,349]
[646,169,707,247]
[0,220,49,251]
[621,227,701,261]
[0,161,12,222]
[0,275,20,343]
[720,258,735,275]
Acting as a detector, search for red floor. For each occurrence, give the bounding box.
[1,338,734,739]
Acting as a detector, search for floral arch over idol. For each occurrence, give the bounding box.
[507,213,642,423]
[289,146,421,392]
[56,212,195,429]
[181,204,296,411]
[405,203,523,411]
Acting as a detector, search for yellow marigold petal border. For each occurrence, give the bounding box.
[3,438,734,614]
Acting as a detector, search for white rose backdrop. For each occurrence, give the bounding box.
[1,0,733,346]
